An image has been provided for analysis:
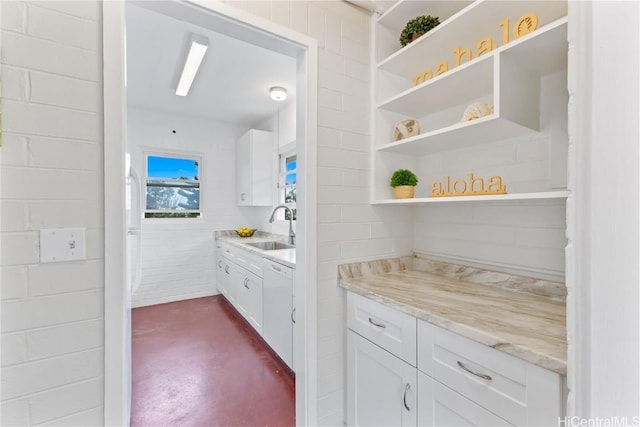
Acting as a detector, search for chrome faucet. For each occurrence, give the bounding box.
[268,204,295,245]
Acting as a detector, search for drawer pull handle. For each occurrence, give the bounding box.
[457,361,492,381]
[291,308,296,324]
[368,317,386,329]
[403,383,411,411]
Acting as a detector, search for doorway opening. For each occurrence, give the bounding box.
[103,1,318,424]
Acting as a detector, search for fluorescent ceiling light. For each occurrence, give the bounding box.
[270,86,287,101]
[175,34,209,97]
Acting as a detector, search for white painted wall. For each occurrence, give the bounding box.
[566,0,640,419]
[127,108,271,307]
[223,2,414,424]
[0,1,105,425]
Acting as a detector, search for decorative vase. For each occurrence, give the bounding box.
[394,186,415,199]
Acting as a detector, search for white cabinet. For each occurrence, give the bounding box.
[347,291,417,366]
[347,331,417,427]
[263,259,294,370]
[418,371,511,427]
[217,242,262,334]
[236,129,273,206]
[373,0,569,204]
[346,292,565,426]
[235,268,263,334]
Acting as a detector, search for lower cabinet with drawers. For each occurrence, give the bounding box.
[216,241,264,334]
[346,292,565,427]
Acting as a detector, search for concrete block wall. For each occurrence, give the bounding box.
[223,1,414,424]
[1,1,104,425]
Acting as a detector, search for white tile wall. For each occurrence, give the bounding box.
[1,1,104,424]
[408,71,568,282]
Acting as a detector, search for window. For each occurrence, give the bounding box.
[145,154,201,218]
[280,152,296,220]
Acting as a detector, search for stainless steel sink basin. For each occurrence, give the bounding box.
[245,241,295,251]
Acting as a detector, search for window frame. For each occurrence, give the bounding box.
[143,150,204,220]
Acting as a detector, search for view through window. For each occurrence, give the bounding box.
[145,155,201,218]
[283,154,296,220]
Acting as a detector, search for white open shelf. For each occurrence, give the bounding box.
[376,115,535,156]
[376,1,473,63]
[377,53,494,116]
[372,1,569,207]
[378,1,473,31]
[376,19,567,155]
[377,0,567,80]
[373,190,569,205]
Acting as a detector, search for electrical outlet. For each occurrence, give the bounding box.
[40,228,87,263]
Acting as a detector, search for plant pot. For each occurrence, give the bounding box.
[394,185,415,199]
[411,32,424,42]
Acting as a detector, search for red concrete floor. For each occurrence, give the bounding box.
[131,295,295,427]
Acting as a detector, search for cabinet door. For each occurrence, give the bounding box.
[224,261,240,306]
[263,261,294,369]
[215,255,226,296]
[347,331,417,427]
[250,130,273,206]
[417,371,512,427]
[240,270,263,335]
[236,131,251,205]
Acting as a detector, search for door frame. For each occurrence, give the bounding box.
[103,2,318,425]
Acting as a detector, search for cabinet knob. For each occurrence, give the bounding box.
[240,193,246,201]
[403,383,411,411]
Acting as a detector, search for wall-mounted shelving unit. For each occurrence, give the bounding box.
[372,0,569,205]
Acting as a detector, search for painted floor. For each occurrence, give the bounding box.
[131,295,295,426]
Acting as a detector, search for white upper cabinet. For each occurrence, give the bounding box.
[237,129,273,206]
[373,0,569,204]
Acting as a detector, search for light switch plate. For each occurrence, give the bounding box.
[40,228,86,263]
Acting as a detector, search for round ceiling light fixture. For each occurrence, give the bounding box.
[270,86,287,101]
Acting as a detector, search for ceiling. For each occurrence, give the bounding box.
[125,3,297,126]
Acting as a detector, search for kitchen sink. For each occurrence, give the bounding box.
[245,241,295,251]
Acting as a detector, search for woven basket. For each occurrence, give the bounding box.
[394,185,415,199]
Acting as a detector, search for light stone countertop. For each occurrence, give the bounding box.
[340,269,567,375]
[216,231,296,268]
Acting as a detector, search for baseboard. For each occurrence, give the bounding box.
[132,288,220,308]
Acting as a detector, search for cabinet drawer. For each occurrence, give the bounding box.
[418,371,511,427]
[218,242,236,262]
[418,320,562,426]
[234,249,263,277]
[347,292,416,366]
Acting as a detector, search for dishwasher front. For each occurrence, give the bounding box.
[262,258,294,370]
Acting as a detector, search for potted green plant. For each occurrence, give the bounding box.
[399,15,440,47]
[390,169,419,199]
